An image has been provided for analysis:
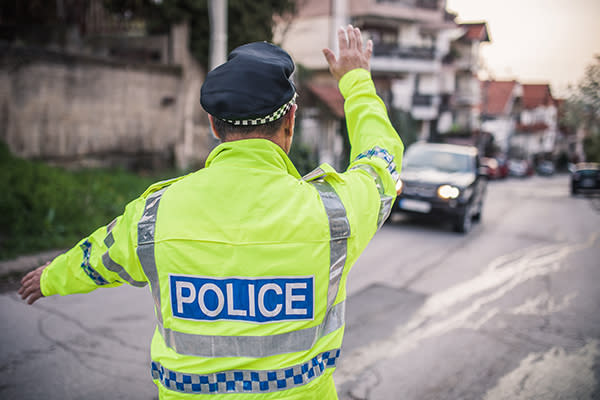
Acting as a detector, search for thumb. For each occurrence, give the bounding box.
[322,48,336,66]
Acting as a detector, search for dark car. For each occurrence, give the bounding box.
[394,142,487,233]
[571,163,600,195]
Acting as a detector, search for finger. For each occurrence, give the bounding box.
[346,24,356,49]
[20,284,37,301]
[365,39,373,59]
[354,27,363,51]
[27,291,42,305]
[21,270,35,285]
[322,48,337,66]
[337,27,348,50]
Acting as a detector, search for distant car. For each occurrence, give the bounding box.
[508,159,530,178]
[571,163,600,195]
[480,157,499,179]
[536,160,555,176]
[495,156,509,179]
[394,142,487,233]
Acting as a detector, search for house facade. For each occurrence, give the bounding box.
[480,80,523,155]
[512,84,558,162]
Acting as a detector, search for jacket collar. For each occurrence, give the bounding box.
[205,138,302,179]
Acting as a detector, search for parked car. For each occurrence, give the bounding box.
[480,157,499,179]
[496,156,509,179]
[394,142,487,233]
[536,160,555,176]
[571,163,600,195]
[508,159,532,178]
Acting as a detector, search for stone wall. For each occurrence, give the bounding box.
[0,43,211,170]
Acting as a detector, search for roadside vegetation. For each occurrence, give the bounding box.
[0,142,172,260]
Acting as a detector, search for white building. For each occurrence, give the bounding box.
[512,84,558,160]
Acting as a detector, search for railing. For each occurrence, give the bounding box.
[373,43,436,60]
[375,0,439,10]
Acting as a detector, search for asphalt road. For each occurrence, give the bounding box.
[1,174,599,400]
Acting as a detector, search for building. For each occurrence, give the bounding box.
[276,0,490,168]
[480,80,523,155]
[440,22,490,136]
[512,84,558,162]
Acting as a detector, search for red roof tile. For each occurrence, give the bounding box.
[522,84,554,109]
[306,83,345,118]
[480,80,517,116]
[459,22,490,42]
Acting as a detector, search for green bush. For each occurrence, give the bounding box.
[0,142,162,260]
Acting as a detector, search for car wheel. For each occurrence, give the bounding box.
[453,205,472,234]
[472,200,483,222]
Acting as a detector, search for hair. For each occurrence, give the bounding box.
[212,111,289,140]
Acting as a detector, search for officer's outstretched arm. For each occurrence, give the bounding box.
[20,195,151,303]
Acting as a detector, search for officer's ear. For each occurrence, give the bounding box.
[283,104,297,154]
[208,115,223,141]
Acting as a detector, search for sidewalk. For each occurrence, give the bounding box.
[0,249,65,279]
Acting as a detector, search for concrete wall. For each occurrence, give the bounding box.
[0,31,212,171]
[0,45,185,169]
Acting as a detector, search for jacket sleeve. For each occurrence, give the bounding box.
[40,195,149,296]
[330,68,403,242]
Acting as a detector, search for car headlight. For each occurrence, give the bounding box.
[437,184,460,199]
[396,179,403,195]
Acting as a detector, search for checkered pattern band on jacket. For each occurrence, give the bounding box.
[151,348,340,394]
[221,94,297,126]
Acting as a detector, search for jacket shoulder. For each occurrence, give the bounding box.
[141,175,187,198]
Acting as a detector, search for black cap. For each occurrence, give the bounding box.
[200,42,297,126]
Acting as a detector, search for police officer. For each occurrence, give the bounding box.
[19,25,404,399]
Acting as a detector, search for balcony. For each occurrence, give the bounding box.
[373,43,435,60]
[371,43,439,73]
[375,0,440,10]
[411,94,439,120]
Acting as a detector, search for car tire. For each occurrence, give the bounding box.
[472,200,483,222]
[453,205,472,234]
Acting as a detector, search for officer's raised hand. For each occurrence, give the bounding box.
[322,24,373,82]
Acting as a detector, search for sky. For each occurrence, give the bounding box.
[445,0,600,98]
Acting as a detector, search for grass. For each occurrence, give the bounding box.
[0,142,178,260]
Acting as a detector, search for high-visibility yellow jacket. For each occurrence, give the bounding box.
[41,68,404,399]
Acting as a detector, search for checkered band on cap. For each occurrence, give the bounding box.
[221,94,297,126]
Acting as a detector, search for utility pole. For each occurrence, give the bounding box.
[209,0,228,71]
[330,0,348,58]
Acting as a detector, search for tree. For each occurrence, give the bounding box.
[562,55,600,162]
[0,0,92,45]
[103,0,295,68]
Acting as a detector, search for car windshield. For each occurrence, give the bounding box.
[404,147,474,173]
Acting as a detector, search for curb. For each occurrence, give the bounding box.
[0,249,65,279]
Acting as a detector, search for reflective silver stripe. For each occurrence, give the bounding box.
[351,163,394,229]
[310,180,350,310]
[102,251,147,287]
[107,218,118,233]
[104,231,115,248]
[104,218,118,247]
[302,166,327,181]
[151,348,341,394]
[137,188,168,326]
[158,300,345,358]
